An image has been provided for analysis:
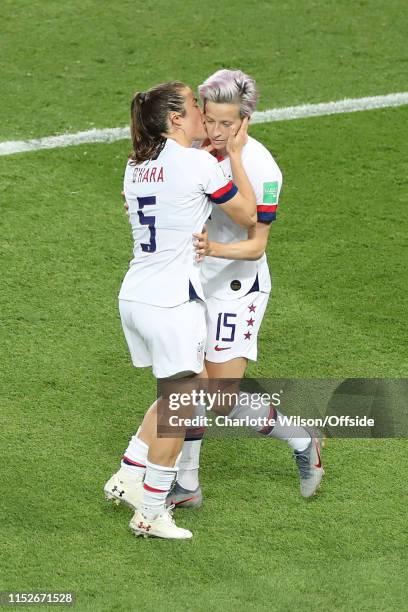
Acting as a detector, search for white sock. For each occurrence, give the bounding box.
[142,460,177,519]
[177,439,202,490]
[267,409,311,452]
[229,393,311,453]
[121,429,148,476]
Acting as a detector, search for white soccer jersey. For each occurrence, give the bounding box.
[200,136,282,300]
[119,138,237,307]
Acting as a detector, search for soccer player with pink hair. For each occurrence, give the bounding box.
[169,69,324,505]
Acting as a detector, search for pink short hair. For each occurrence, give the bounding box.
[198,69,259,117]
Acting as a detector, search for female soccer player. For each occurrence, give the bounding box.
[105,81,256,539]
[170,70,324,506]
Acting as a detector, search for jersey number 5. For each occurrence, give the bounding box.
[137,196,156,253]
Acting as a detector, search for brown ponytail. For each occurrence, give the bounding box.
[130,81,187,164]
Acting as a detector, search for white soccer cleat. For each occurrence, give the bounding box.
[104,468,144,509]
[129,505,193,540]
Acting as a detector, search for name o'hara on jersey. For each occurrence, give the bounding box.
[132,166,164,183]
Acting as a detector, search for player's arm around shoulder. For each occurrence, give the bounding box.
[217,118,257,230]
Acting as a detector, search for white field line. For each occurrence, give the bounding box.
[1,92,407,157]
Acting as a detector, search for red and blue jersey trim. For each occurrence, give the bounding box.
[209,180,238,205]
[257,204,277,224]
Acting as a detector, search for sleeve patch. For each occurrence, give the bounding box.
[263,181,279,204]
[209,180,238,204]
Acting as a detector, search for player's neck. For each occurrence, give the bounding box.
[166,130,192,148]
[216,147,228,161]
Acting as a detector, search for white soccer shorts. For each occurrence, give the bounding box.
[205,291,269,363]
[119,299,207,379]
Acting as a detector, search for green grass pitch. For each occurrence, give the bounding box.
[1,1,407,610]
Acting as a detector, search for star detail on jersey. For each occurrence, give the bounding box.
[214,345,232,352]
[248,304,256,313]
[244,331,252,340]
[246,317,255,327]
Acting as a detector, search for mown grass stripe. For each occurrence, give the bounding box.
[1,92,407,157]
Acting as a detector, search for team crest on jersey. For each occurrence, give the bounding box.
[263,181,278,204]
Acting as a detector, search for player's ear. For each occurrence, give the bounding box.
[169,112,182,129]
